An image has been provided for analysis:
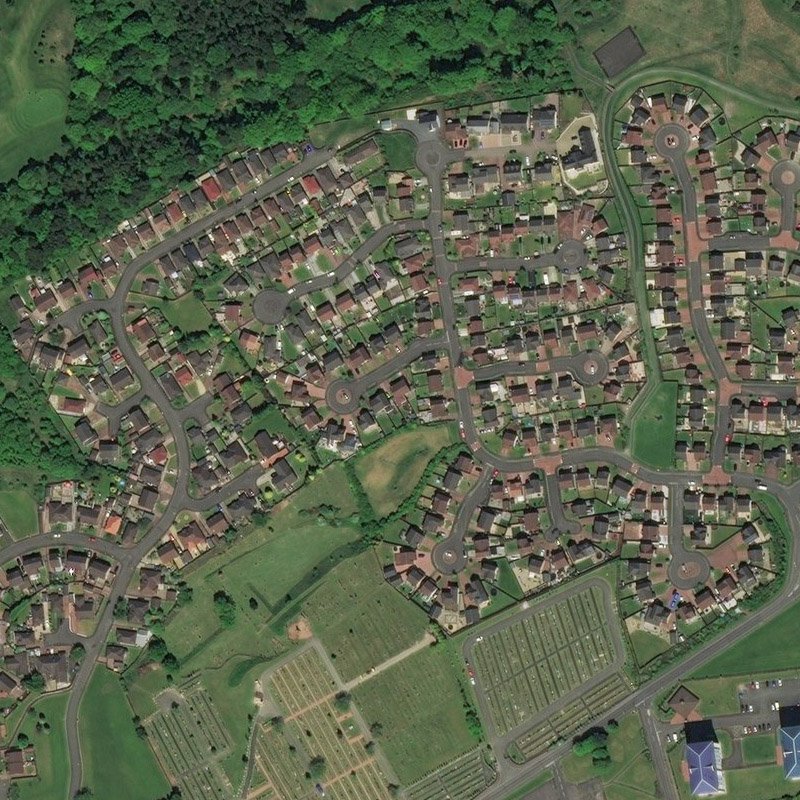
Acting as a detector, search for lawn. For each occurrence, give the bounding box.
[378,131,417,171]
[499,770,553,800]
[352,644,477,784]
[742,733,777,766]
[629,629,670,667]
[692,598,800,677]
[161,292,213,334]
[303,548,428,682]
[682,676,742,717]
[629,381,678,470]
[165,463,363,665]
[0,488,39,538]
[79,667,169,800]
[563,712,658,798]
[560,0,800,110]
[353,424,457,517]
[724,763,789,799]
[154,464,368,788]
[0,0,72,180]
[17,691,69,800]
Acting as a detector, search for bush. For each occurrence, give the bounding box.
[213,590,236,627]
[307,756,326,781]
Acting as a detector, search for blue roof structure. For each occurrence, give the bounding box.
[781,725,800,780]
[686,740,720,796]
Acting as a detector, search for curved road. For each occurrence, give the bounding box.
[10,66,800,800]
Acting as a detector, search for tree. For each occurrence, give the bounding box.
[213,590,236,626]
[333,692,351,713]
[22,671,45,692]
[307,756,326,781]
[369,721,383,738]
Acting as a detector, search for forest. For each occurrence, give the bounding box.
[0,0,572,483]
[0,0,572,281]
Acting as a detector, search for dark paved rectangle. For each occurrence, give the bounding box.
[594,26,645,79]
[709,233,770,252]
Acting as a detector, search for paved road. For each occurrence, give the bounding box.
[639,705,680,800]
[54,145,338,798]
[10,68,800,800]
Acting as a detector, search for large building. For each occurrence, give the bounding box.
[780,707,800,780]
[684,721,726,797]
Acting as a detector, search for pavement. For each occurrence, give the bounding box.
[8,68,800,800]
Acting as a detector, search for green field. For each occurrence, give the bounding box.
[353,644,477,784]
[17,691,69,800]
[0,1,72,180]
[681,677,742,717]
[353,424,456,517]
[165,462,361,666]
[629,381,678,470]
[79,667,170,800]
[692,598,800,677]
[148,463,367,788]
[378,131,417,171]
[161,293,213,334]
[0,488,39,538]
[560,0,800,109]
[742,733,777,766]
[498,770,554,800]
[303,549,428,682]
[562,713,659,799]
[630,629,670,667]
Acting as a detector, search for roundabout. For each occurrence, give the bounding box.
[253,289,290,325]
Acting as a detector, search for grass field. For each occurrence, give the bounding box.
[79,667,170,800]
[629,381,678,470]
[161,293,213,334]
[473,584,620,736]
[378,131,417,171]
[742,733,777,766]
[353,424,456,517]
[0,0,72,180]
[562,712,659,799]
[165,463,361,666]
[630,629,670,667]
[681,676,742,717]
[0,488,38,538]
[560,0,800,110]
[303,549,428,683]
[692,598,800,677]
[353,644,477,785]
[156,463,365,788]
[17,691,69,800]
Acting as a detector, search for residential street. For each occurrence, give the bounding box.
[4,66,800,800]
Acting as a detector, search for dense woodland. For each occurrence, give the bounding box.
[0,0,571,280]
[0,0,572,482]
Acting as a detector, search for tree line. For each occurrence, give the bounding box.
[0,0,572,282]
